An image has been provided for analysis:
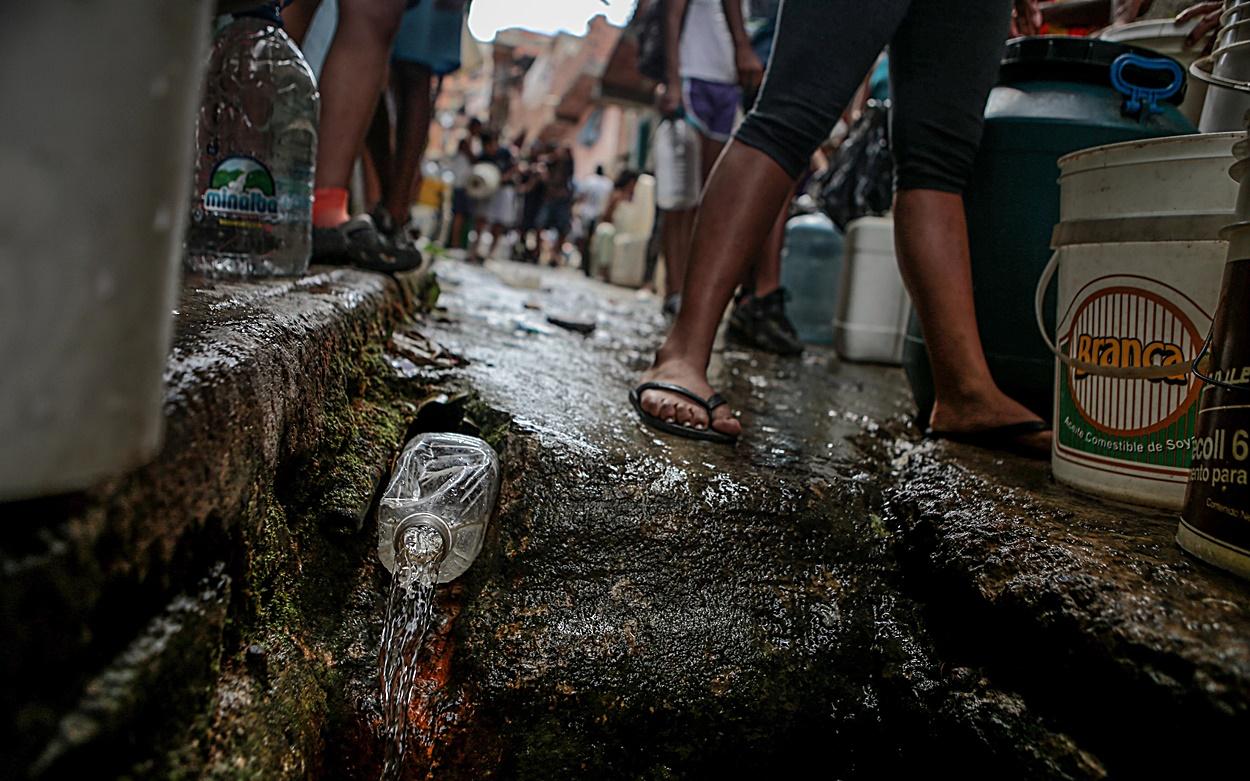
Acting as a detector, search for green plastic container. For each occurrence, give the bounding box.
[904,36,1196,424]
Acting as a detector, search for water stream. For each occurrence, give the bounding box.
[379,523,444,780]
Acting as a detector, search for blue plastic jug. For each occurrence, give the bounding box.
[780,213,844,345]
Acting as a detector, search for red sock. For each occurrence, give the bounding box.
[313,187,350,228]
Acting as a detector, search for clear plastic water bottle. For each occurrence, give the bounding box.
[378,433,501,584]
[185,14,318,277]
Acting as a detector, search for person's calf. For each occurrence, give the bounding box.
[337,0,406,45]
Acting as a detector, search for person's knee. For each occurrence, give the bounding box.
[736,105,837,181]
[338,0,405,43]
[892,113,983,195]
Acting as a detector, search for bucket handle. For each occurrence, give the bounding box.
[1034,251,1196,380]
[1110,53,1185,117]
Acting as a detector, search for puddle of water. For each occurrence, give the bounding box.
[379,524,443,780]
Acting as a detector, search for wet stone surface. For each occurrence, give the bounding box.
[5,257,1247,779]
[387,261,1134,778]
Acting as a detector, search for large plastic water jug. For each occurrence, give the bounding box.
[609,235,648,289]
[590,221,616,279]
[0,1,213,500]
[904,36,1196,425]
[779,213,843,345]
[835,217,909,364]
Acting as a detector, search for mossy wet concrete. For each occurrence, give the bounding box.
[3,258,1247,779]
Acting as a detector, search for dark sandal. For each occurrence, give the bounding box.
[926,420,1050,459]
[313,215,424,274]
[630,382,739,445]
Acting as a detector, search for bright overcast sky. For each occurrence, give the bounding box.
[468,0,638,41]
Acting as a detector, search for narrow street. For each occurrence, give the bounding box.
[371,257,1250,778]
[9,2,1250,779]
[8,256,1247,779]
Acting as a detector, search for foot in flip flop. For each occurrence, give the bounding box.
[632,359,742,443]
[926,392,1052,459]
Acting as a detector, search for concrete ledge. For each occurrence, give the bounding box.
[885,438,1250,776]
[2,265,431,776]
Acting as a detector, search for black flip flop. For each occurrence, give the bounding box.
[630,382,738,445]
[926,420,1050,459]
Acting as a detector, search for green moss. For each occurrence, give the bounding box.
[462,395,512,453]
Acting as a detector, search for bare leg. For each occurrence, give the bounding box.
[752,192,789,297]
[450,211,467,249]
[315,0,406,193]
[282,0,322,47]
[661,208,694,298]
[470,217,489,259]
[893,189,1046,442]
[639,141,794,435]
[364,84,394,209]
[698,133,725,184]
[385,61,434,226]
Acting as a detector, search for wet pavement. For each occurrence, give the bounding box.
[7,256,1247,779]
[385,257,1249,778]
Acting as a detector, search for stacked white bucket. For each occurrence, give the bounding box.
[1038,133,1241,508]
[1191,1,1250,132]
[0,2,213,500]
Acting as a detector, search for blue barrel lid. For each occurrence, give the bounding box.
[1000,36,1187,106]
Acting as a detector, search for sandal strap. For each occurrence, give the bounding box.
[705,393,728,412]
[634,381,715,411]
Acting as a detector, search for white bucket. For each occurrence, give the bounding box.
[1099,19,1208,125]
[0,2,213,500]
[834,216,910,365]
[1036,134,1239,509]
[1191,3,1250,131]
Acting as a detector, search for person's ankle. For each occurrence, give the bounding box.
[652,342,697,371]
[313,187,350,228]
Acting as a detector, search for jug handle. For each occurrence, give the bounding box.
[1110,53,1185,118]
[1034,250,1195,380]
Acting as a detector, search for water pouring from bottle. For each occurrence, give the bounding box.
[375,433,500,778]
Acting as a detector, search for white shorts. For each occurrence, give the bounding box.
[485,184,517,227]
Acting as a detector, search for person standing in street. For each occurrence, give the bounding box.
[724,0,804,356]
[282,0,425,272]
[654,0,804,352]
[632,0,1051,456]
[447,136,475,250]
[535,146,576,265]
[574,165,616,274]
[365,0,469,243]
[470,130,520,262]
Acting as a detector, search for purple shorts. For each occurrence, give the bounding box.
[682,77,741,142]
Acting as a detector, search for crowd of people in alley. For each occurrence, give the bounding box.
[205,0,1228,458]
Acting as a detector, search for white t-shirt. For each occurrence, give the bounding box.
[679,0,739,85]
[576,174,614,220]
[448,152,473,188]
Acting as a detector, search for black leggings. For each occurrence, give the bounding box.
[736,0,1013,193]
